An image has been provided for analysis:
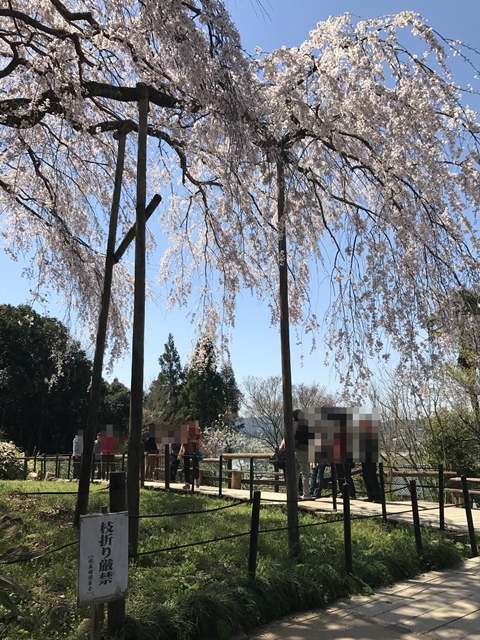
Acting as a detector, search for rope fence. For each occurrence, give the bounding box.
[1,461,479,578]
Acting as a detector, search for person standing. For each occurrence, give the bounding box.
[294,410,311,500]
[335,462,356,498]
[170,441,181,481]
[142,424,157,480]
[309,462,327,498]
[72,429,84,480]
[178,415,201,490]
[362,462,382,502]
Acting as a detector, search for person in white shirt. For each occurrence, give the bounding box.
[72,429,84,479]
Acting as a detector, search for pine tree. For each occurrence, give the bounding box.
[220,361,242,427]
[144,334,184,423]
[177,337,226,428]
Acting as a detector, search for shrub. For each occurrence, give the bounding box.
[0,441,24,480]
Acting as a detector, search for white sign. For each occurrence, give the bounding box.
[77,511,128,607]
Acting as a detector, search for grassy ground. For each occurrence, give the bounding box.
[0,481,471,640]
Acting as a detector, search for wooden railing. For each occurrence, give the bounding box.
[15,451,480,510]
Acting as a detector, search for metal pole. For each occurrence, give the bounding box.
[379,462,387,523]
[164,444,170,490]
[250,457,254,502]
[343,483,352,573]
[248,491,261,578]
[461,475,478,557]
[331,463,337,510]
[410,480,423,555]
[191,455,195,494]
[273,447,280,493]
[227,449,233,489]
[439,464,445,531]
[219,455,223,497]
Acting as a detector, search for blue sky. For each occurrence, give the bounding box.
[1,0,479,392]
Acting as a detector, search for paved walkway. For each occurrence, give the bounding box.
[145,482,480,639]
[146,481,480,534]
[245,557,480,640]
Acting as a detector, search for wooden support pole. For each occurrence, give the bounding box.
[127,83,149,556]
[108,472,127,636]
[74,125,129,528]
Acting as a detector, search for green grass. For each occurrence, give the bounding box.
[0,481,471,640]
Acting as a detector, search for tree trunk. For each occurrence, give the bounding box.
[277,159,300,559]
[127,84,148,555]
[73,126,128,528]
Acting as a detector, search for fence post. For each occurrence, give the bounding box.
[331,463,337,510]
[379,462,387,523]
[227,449,233,489]
[248,490,261,578]
[23,455,29,480]
[342,483,352,573]
[140,445,145,488]
[249,457,254,502]
[67,454,72,480]
[439,464,445,531]
[273,447,279,493]
[461,475,478,557]
[219,455,223,497]
[55,453,59,478]
[108,472,126,636]
[191,455,196,494]
[410,480,423,555]
[164,444,170,490]
[33,453,37,473]
[43,453,47,477]
[122,452,126,472]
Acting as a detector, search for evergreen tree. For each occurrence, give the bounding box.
[144,334,184,423]
[0,304,92,453]
[177,336,227,429]
[99,378,131,433]
[219,361,242,426]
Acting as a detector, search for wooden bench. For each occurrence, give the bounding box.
[444,487,480,507]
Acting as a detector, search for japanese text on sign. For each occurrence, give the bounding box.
[78,511,128,607]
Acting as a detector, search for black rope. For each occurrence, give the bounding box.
[133,499,250,519]
[132,530,251,557]
[258,516,344,535]
[1,487,109,496]
[0,540,78,565]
